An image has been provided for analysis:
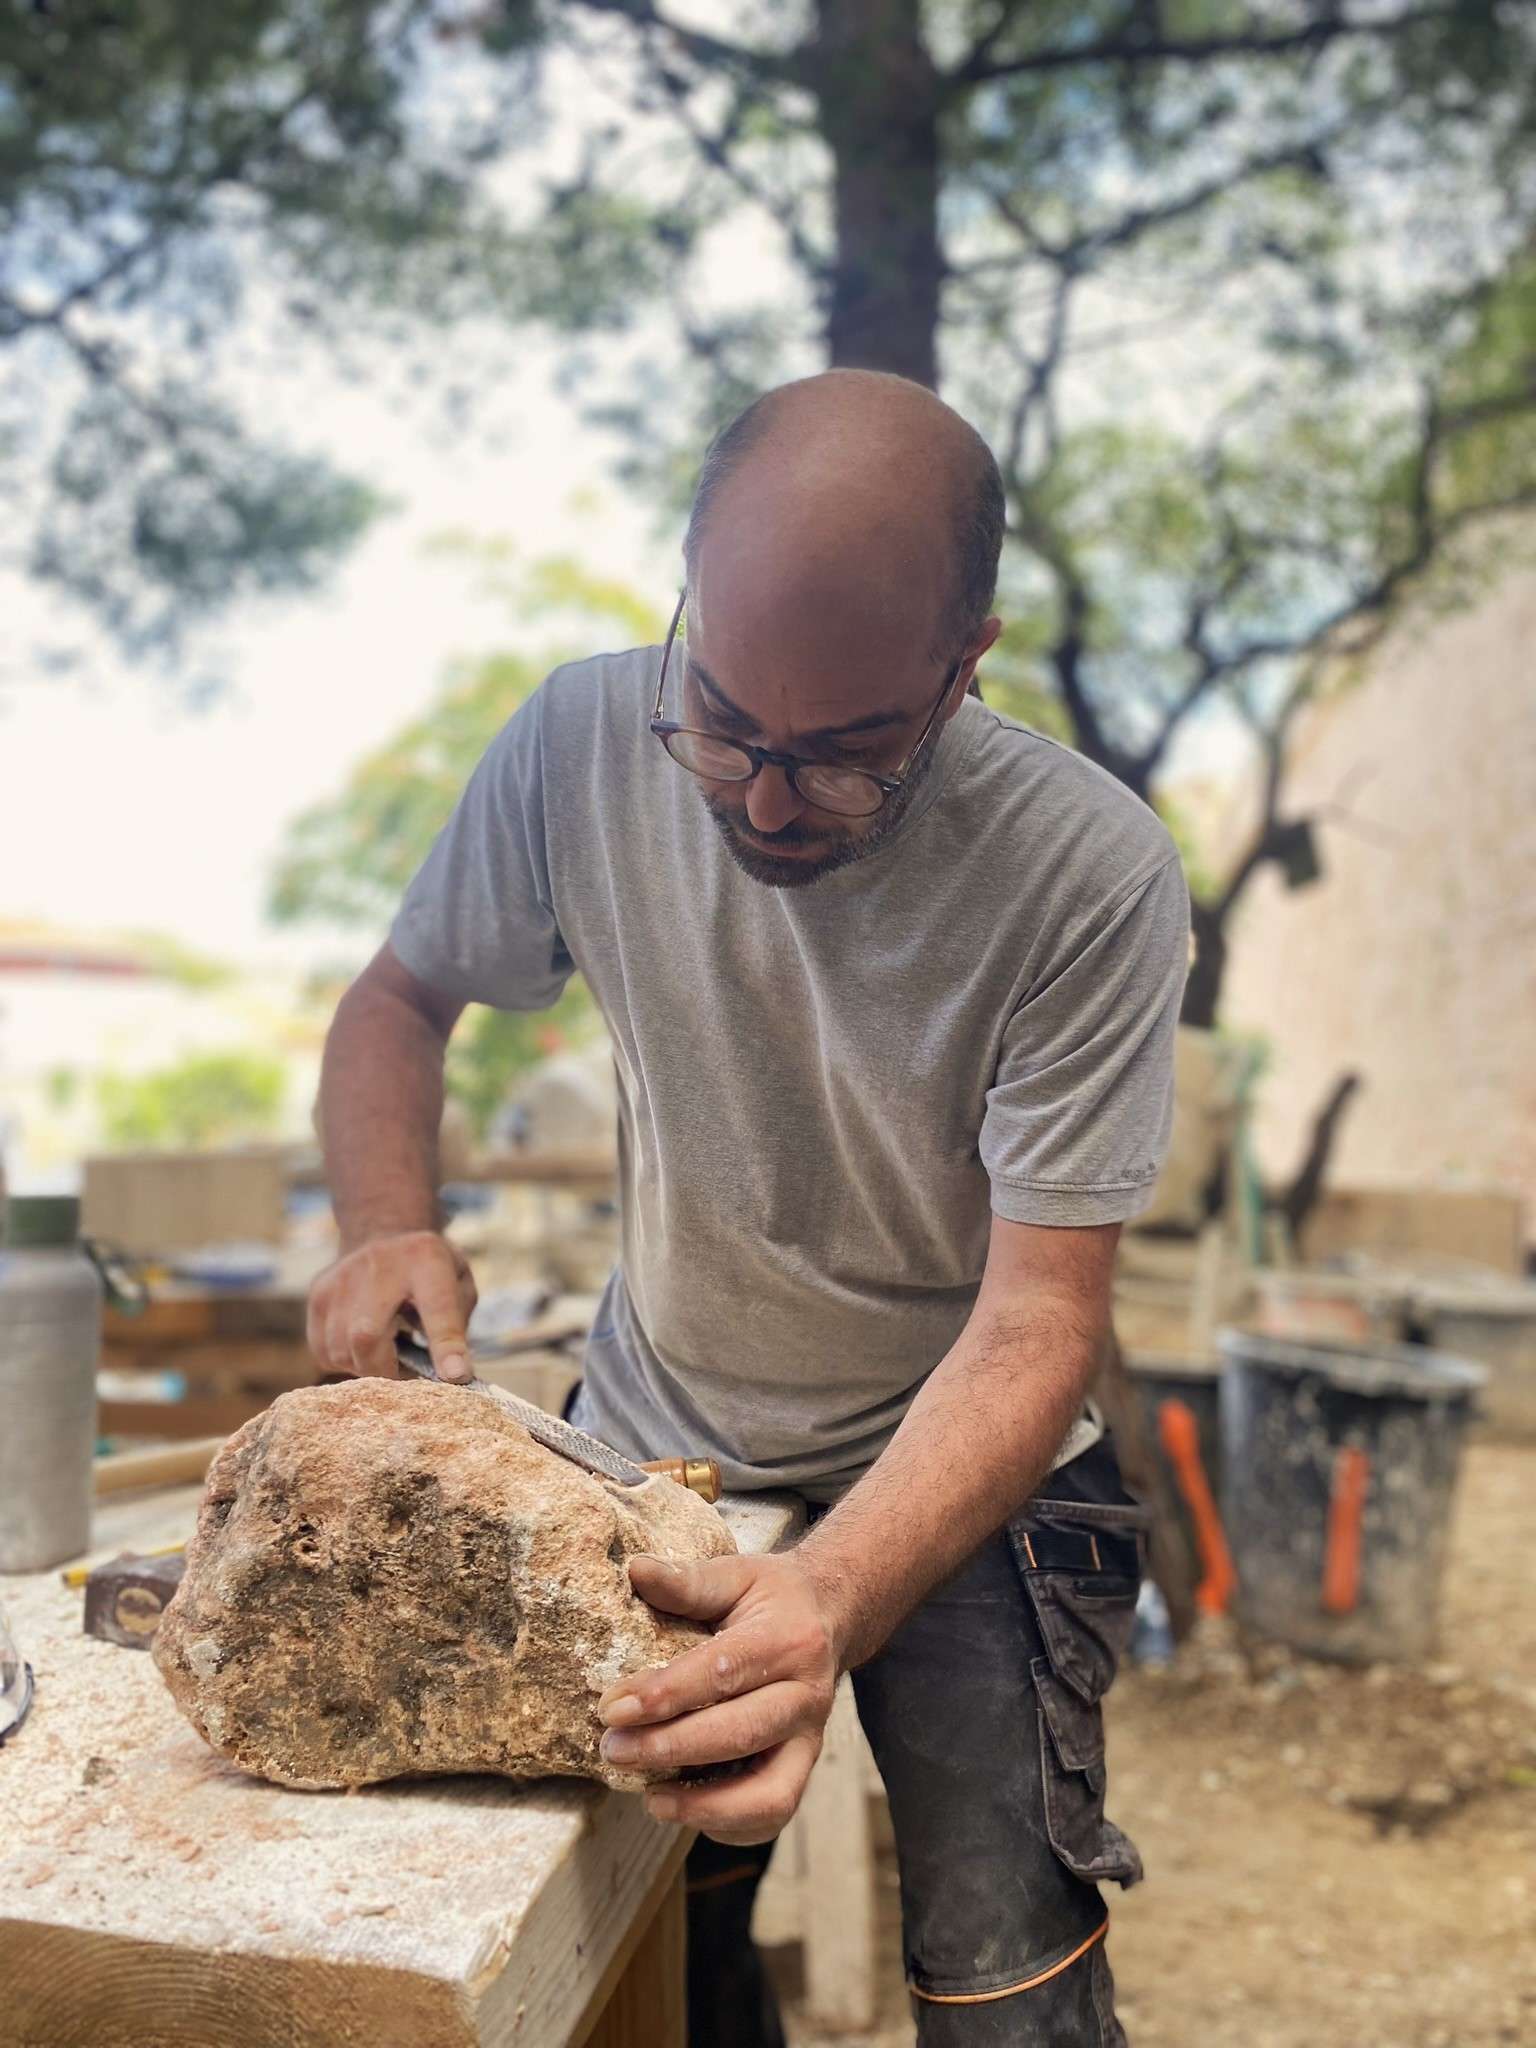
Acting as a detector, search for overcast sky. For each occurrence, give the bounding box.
[0,336,682,973]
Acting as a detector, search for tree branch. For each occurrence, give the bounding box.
[1001,266,1075,481]
[965,122,1346,291]
[1214,667,1315,918]
[646,54,830,284]
[949,5,1459,87]
[570,0,811,85]
[1010,495,1123,774]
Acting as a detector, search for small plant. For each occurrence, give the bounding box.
[96,1050,288,1150]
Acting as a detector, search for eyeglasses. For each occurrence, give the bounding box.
[649,589,963,820]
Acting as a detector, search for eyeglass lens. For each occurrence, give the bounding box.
[661,730,887,817]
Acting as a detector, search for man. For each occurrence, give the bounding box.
[311,370,1189,2046]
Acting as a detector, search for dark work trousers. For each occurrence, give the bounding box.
[685,1434,1148,2048]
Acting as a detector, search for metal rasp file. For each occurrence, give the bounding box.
[391,1332,721,1502]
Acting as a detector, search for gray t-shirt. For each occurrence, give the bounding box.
[391,646,1189,1500]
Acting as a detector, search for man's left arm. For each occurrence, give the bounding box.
[596,1218,1119,1843]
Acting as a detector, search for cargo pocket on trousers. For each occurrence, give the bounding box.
[1015,1555,1144,1889]
[1031,1653,1143,1887]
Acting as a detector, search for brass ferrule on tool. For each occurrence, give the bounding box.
[640,1457,722,1504]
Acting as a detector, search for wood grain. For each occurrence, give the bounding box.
[792,1679,878,2032]
[574,1849,690,2048]
[0,1922,477,2048]
[83,1150,287,1259]
[93,1436,227,1497]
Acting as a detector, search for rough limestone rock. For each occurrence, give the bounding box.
[153,1377,736,1792]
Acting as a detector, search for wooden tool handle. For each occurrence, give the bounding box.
[93,1437,227,1498]
[640,1457,722,1504]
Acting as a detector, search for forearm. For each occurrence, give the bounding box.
[798,1290,1108,1671]
[318,979,450,1252]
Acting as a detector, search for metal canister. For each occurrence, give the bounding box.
[0,1195,102,1570]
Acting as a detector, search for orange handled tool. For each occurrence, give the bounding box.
[1159,1398,1238,1617]
[1321,1445,1370,1615]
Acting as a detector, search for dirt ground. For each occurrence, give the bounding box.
[772,1441,1536,2047]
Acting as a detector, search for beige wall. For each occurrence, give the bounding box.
[1221,564,1536,1231]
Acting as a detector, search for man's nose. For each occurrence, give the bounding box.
[745,763,806,835]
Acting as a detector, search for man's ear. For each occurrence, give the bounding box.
[953,615,1004,711]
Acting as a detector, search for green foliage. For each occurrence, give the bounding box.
[122,934,236,993]
[270,549,658,1119]
[269,549,662,928]
[0,1,460,663]
[32,389,383,663]
[268,646,548,929]
[44,1067,80,1113]
[96,1050,288,1150]
[448,989,601,1137]
[0,0,679,671]
[974,607,1072,740]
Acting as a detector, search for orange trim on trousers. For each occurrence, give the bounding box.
[909,1917,1109,2006]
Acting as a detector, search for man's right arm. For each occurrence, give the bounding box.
[307,941,479,1384]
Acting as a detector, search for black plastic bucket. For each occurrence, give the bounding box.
[1218,1330,1485,1663]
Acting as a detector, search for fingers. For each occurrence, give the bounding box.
[626,1553,759,1624]
[414,1261,472,1383]
[644,1733,822,1845]
[306,1232,476,1382]
[599,1620,808,1729]
[347,1310,403,1379]
[599,1682,818,1774]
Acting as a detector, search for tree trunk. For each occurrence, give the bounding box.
[1183,898,1227,1028]
[810,0,942,386]
[1277,1072,1362,1246]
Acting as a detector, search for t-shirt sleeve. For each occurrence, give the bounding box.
[388,687,576,1013]
[981,854,1190,1227]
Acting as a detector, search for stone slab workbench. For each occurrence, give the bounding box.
[1,1483,800,2048]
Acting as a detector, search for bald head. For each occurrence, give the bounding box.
[684,370,1004,663]
[666,373,1006,891]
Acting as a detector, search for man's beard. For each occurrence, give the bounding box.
[702,744,938,890]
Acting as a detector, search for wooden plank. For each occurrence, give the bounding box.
[106,1290,311,1349]
[288,1148,618,1192]
[3,1485,802,2048]
[101,1341,313,1392]
[0,1923,477,2048]
[575,1851,690,2048]
[795,1678,879,2033]
[465,1148,618,1191]
[83,1151,287,1258]
[98,1393,271,1440]
[475,1307,592,1357]
[1301,1185,1526,1275]
[105,1296,220,1346]
[751,1816,805,1947]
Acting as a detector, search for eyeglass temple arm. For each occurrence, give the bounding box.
[657,592,973,755]
[654,588,687,720]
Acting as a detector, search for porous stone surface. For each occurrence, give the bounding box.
[153,1377,736,1792]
